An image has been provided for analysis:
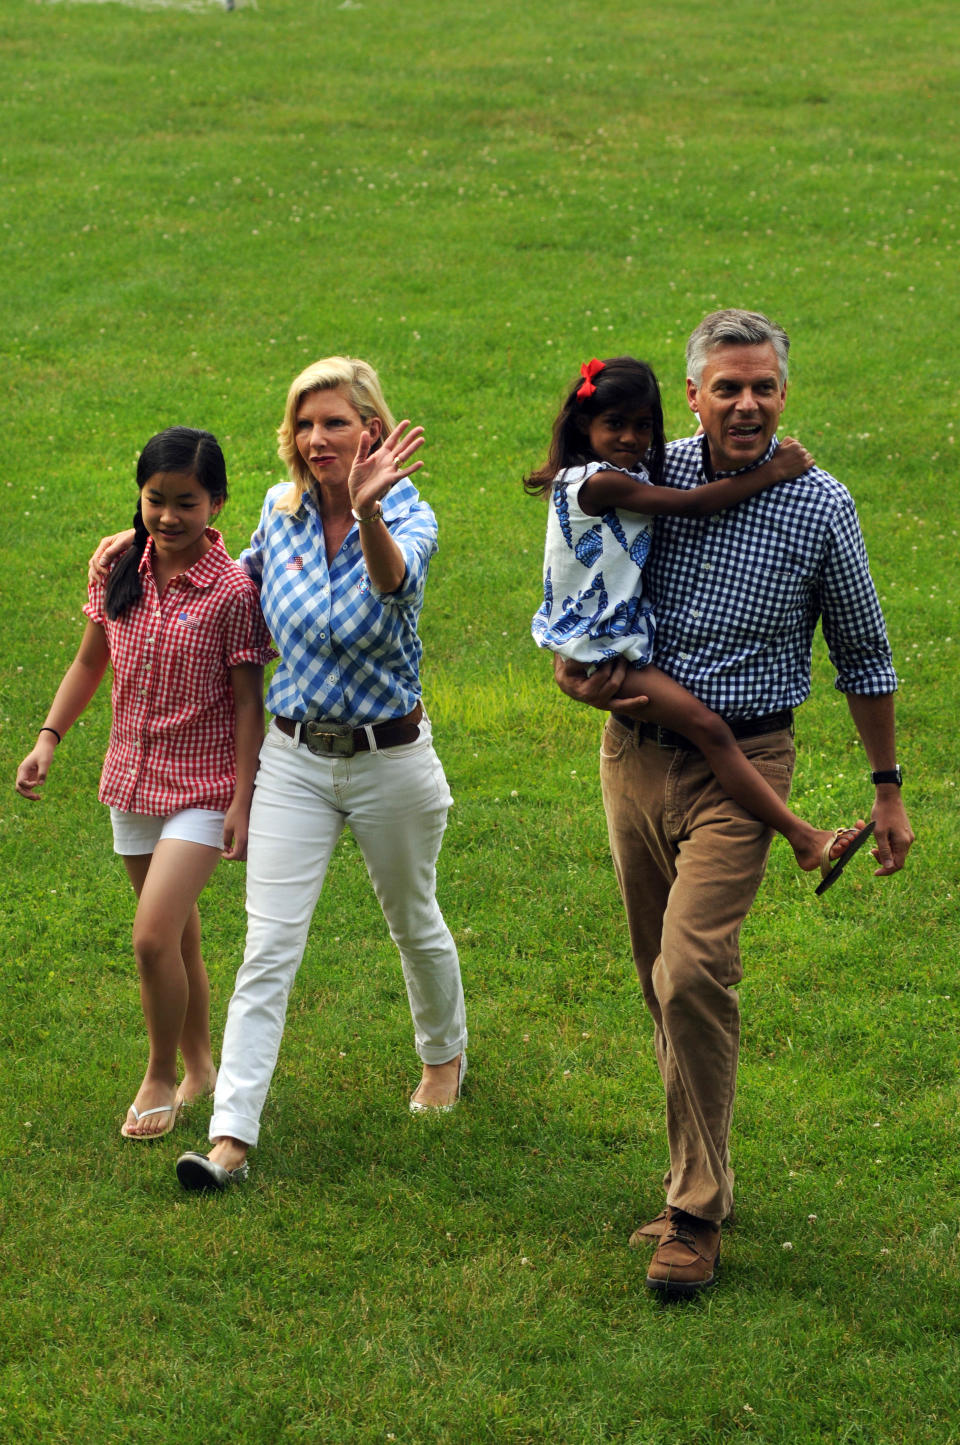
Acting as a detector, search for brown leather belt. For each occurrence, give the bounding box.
[274,702,423,757]
[625,708,793,750]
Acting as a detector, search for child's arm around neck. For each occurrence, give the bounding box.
[578,436,814,519]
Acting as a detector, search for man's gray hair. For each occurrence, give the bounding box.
[686,309,790,387]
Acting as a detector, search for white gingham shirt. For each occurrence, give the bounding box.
[84,531,276,814]
[645,435,897,719]
[240,479,437,724]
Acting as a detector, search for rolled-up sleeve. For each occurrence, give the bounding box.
[369,495,438,608]
[818,493,898,696]
[222,580,277,668]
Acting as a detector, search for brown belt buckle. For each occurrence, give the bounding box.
[304,721,356,757]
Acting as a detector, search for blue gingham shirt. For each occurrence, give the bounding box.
[645,435,897,719]
[240,479,437,723]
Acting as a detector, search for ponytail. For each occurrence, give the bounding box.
[104,502,150,620]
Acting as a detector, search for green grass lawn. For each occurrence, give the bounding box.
[1,0,958,1440]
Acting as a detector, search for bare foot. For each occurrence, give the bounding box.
[175,1067,218,1109]
[410,1054,464,1110]
[121,1078,181,1139]
[208,1136,249,1172]
[790,819,870,873]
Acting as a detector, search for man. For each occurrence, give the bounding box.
[555,309,914,1297]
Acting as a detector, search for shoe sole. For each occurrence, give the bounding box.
[175,1153,248,1192]
[815,820,877,895]
[645,1270,717,1298]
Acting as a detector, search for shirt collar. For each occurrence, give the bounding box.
[702,435,778,482]
[138,528,227,590]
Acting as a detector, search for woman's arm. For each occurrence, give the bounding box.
[348,421,426,594]
[89,530,136,584]
[15,620,111,800]
[221,663,266,861]
[579,437,814,519]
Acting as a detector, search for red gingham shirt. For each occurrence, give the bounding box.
[84,530,276,815]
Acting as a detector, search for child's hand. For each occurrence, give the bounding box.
[608,693,652,717]
[769,436,814,481]
[89,530,135,585]
[221,800,250,862]
[554,654,630,709]
[15,738,57,801]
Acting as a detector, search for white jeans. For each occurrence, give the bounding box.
[210,720,467,1146]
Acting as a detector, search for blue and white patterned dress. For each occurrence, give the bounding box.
[532,462,656,669]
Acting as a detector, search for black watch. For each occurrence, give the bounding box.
[871,765,903,787]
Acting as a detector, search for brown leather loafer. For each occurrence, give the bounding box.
[645,1208,721,1296]
[629,1209,669,1247]
[630,1203,735,1248]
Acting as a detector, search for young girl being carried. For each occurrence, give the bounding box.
[527,356,871,880]
[15,428,276,1139]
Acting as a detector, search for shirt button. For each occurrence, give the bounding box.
[702,562,711,571]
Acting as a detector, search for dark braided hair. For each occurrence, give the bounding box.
[104,427,227,619]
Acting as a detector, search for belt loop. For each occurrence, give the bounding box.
[362,723,377,753]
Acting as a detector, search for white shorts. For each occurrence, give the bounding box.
[110,806,226,856]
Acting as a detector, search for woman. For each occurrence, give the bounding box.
[96,358,467,1189]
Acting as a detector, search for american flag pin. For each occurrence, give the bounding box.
[286,556,304,571]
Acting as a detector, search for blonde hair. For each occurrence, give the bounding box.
[274,356,397,515]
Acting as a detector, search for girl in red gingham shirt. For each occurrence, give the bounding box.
[16,428,276,1142]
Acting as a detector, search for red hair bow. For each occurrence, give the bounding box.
[577,358,605,400]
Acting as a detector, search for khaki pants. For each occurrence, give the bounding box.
[599,716,795,1223]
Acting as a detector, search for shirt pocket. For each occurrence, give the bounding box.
[164,612,220,708]
[729,563,813,639]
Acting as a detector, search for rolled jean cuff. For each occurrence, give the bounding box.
[208,1109,262,1150]
[417,1034,468,1067]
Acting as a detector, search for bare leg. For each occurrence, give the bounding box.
[176,902,219,1106]
[121,840,222,1137]
[613,667,863,872]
